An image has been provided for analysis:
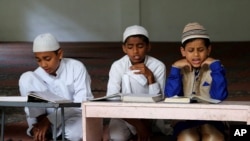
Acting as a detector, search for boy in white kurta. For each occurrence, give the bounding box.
[105,25,166,141]
[19,33,93,141]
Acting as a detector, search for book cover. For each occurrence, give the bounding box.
[164,95,221,104]
[89,93,163,103]
[122,94,163,103]
[89,93,122,101]
[164,96,190,103]
[190,95,221,104]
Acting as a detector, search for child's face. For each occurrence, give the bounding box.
[181,39,211,68]
[34,49,63,75]
[122,37,150,65]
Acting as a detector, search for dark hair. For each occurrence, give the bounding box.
[123,35,149,45]
[53,48,61,55]
[182,38,210,48]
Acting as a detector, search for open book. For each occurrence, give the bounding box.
[164,94,221,104]
[0,91,72,103]
[89,93,163,103]
[27,91,73,103]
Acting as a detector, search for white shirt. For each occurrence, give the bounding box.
[19,58,93,136]
[107,55,166,96]
[107,55,166,136]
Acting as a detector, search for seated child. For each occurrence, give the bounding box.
[165,22,228,141]
[105,25,167,141]
[19,33,93,141]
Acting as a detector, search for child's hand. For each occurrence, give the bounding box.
[172,59,192,71]
[130,63,155,84]
[32,117,51,141]
[202,57,216,66]
[133,119,152,141]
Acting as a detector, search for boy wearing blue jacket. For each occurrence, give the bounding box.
[165,22,228,141]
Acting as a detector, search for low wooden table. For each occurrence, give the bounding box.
[82,101,250,141]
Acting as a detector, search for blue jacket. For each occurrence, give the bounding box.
[164,61,228,100]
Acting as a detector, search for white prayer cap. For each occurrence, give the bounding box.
[33,33,60,52]
[123,25,149,42]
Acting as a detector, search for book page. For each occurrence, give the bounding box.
[122,94,163,103]
[190,95,221,104]
[89,93,163,102]
[89,93,122,101]
[28,91,72,103]
[164,95,221,104]
[164,96,190,103]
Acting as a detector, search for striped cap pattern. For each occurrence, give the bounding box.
[181,22,209,44]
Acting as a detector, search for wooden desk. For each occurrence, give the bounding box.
[82,101,250,141]
[0,102,80,141]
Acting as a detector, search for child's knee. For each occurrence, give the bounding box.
[201,124,225,141]
[177,127,199,141]
[65,130,82,141]
[65,121,83,141]
[109,128,131,141]
[109,119,132,141]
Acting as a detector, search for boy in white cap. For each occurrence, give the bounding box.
[104,25,166,141]
[19,33,93,141]
[165,22,228,141]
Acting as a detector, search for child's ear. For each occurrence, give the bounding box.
[207,45,212,56]
[122,45,127,54]
[147,44,151,52]
[180,46,185,57]
[58,49,64,59]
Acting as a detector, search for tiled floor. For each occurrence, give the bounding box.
[4,121,33,141]
[4,121,171,141]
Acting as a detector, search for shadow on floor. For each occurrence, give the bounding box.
[4,120,172,141]
[4,121,33,141]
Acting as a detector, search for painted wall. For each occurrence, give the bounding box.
[0,0,249,41]
[141,0,250,41]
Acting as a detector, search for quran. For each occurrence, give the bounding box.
[89,93,163,103]
[27,91,73,103]
[0,91,72,103]
[164,94,221,104]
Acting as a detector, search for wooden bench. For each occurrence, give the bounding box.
[1,41,250,98]
[1,41,250,140]
[1,41,250,120]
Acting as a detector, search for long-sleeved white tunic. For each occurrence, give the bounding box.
[107,55,166,96]
[106,55,167,140]
[19,58,93,138]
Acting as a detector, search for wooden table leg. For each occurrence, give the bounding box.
[83,117,103,141]
[0,108,5,141]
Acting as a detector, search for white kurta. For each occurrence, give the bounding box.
[107,55,167,140]
[107,55,166,96]
[19,58,93,140]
